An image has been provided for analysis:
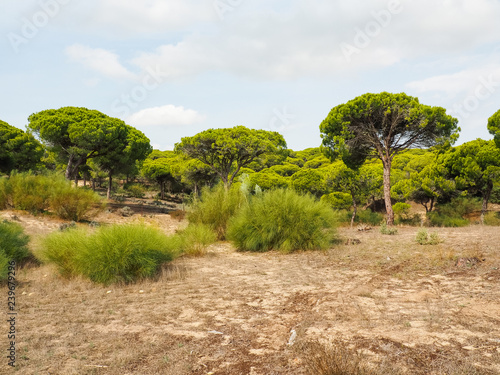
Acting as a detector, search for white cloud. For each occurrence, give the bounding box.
[66,44,136,81]
[62,0,216,36]
[407,64,500,96]
[128,0,500,81]
[127,105,206,127]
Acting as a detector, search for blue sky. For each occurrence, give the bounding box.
[1,0,500,151]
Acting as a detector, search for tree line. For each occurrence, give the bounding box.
[1,92,500,225]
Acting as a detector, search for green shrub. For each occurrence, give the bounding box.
[50,186,104,222]
[321,192,352,210]
[9,171,58,213]
[393,202,411,216]
[415,229,428,245]
[0,177,12,209]
[354,209,384,226]
[178,223,217,257]
[0,220,31,280]
[393,202,421,226]
[415,228,443,245]
[38,227,87,278]
[380,223,398,235]
[126,184,145,198]
[188,184,247,240]
[227,189,337,253]
[0,220,31,263]
[428,232,442,245]
[484,211,500,226]
[79,224,179,284]
[0,172,104,221]
[0,252,9,281]
[39,224,180,284]
[426,211,469,227]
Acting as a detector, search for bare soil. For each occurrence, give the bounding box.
[1,204,500,374]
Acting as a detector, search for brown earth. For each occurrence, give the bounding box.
[1,205,500,374]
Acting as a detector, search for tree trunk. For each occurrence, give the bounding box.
[65,154,75,180]
[480,181,493,224]
[83,175,87,187]
[350,197,357,229]
[382,158,394,225]
[160,181,165,200]
[92,179,96,191]
[74,173,78,187]
[107,173,112,199]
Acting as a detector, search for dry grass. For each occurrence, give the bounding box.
[1,207,500,374]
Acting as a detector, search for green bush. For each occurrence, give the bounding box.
[380,223,398,235]
[321,192,352,210]
[227,189,337,253]
[38,227,87,278]
[0,172,104,221]
[0,177,12,209]
[484,211,500,226]
[0,252,9,282]
[50,186,105,222]
[393,202,421,226]
[415,228,442,245]
[188,184,247,240]
[178,223,217,257]
[0,220,31,281]
[0,220,31,263]
[354,209,384,226]
[9,171,57,213]
[426,196,479,227]
[126,184,146,198]
[39,224,179,284]
[393,202,411,216]
[426,211,469,227]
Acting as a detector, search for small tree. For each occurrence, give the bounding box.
[391,151,455,212]
[488,109,500,148]
[320,92,459,225]
[0,120,44,174]
[175,126,286,189]
[324,161,383,227]
[443,139,500,224]
[92,126,152,199]
[28,107,129,180]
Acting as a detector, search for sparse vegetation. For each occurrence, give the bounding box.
[228,189,337,253]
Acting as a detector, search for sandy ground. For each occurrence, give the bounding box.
[1,205,500,374]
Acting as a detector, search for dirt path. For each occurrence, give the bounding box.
[1,211,499,374]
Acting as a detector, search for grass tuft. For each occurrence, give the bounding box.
[228,189,337,253]
[188,184,246,240]
[38,223,179,284]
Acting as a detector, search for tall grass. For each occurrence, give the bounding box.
[188,184,247,240]
[0,220,31,263]
[0,172,104,221]
[178,223,217,257]
[38,224,180,284]
[0,220,31,281]
[50,186,105,221]
[227,189,337,253]
[37,227,87,278]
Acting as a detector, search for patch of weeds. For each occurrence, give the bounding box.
[380,223,398,235]
[416,229,443,245]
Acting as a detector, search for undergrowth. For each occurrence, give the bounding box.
[228,189,337,253]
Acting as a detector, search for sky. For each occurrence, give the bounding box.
[1,0,500,151]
